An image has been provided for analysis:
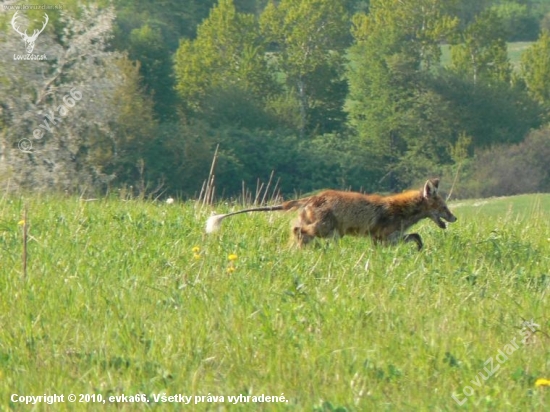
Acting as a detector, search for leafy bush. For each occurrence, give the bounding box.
[450,127,550,198]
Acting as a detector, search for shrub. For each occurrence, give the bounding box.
[451,127,550,198]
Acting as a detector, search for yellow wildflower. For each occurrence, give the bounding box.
[193,254,201,260]
[227,266,236,274]
[228,254,238,261]
[535,378,550,387]
[192,246,200,253]
[18,220,25,226]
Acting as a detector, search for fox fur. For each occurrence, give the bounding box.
[205,179,457,250]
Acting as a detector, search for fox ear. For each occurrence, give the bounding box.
[423,179,438,198]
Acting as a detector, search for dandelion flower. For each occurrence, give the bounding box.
[192,246,200,253]
[535,378,550,387]
[18,220,25,226]
[227,266,236,274]
[166,197,174,204]
[228,254,238,261]
[193,254,201,260]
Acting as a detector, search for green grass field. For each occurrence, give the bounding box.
[0,193,549,410]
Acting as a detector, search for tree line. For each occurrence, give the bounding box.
[1,0,549,198]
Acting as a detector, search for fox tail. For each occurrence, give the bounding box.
[205,198,308,234]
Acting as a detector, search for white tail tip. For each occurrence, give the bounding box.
[205,214,226,234]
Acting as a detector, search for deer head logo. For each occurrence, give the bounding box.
[11,12,49,54]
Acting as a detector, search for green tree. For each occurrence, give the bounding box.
[432,71,543,147]
[103,57,158,189]
[234,0,269,15]
[351,0,458,70]
[346,0,457,189]
[520,30,550,113]
[113,0,218,46]
[450,9,511,85]
[260,0,350,136]
[491,1,539,41]
[123,24,176,120]
[444,7,543,149]
[173,0,277,122]
[145,120,216,196]
[447,0,490,28]
[111,0,219,120]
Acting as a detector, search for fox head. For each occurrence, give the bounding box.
[422,179,457,229]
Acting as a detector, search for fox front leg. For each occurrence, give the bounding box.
[403,233,423,251]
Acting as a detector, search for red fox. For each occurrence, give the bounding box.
[205,179,456,250]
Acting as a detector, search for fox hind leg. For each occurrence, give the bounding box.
[291,217,313,247]
[291,210,338,247]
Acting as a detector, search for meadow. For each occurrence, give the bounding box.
[0,193,549,410]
